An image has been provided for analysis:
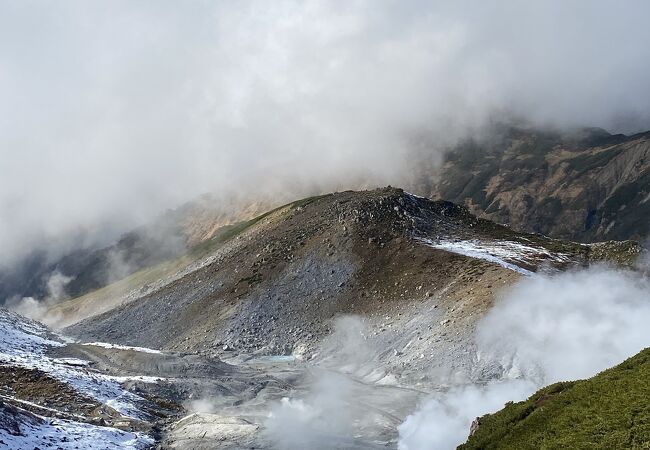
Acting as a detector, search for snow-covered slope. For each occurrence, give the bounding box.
[0,402,152,450]
[0,308,155,449]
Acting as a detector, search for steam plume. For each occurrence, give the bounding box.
[264,316,370,449]
[5,271,73,326]
[398,265,650,449]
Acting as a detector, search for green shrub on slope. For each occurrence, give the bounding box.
[460,348,650,450]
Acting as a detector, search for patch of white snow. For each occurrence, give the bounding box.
[82,342,163,354]
[416,238,571,275]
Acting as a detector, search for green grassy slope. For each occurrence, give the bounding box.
[460,348,650,450]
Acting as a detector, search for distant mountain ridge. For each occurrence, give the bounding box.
[426,126,650,243]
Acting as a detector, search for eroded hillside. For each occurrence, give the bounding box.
[428,127,650,242]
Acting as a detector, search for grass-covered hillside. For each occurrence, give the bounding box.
[460,348,650,450]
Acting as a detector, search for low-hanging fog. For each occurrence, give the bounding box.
[2,0,650,266]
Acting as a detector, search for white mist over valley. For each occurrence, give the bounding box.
[1,1,650,449]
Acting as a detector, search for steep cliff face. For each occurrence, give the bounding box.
[429,127,650,243]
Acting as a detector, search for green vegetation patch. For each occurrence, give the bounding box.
[460,348,650,450]
[587,240,642,267]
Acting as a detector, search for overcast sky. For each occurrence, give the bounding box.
[2,0,650,265]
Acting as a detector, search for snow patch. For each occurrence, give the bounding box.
[1,394,86,420]
[417,238,571,275]
[405,191,427,200]
[0,410,152,450]
[82,342,163,354]
[0,309,156,419]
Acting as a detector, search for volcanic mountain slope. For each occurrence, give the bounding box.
[0,308,156,449]
[425,126,650,243]
[5,188,643,449]
[460,347,650,450]
[62,188,635,360]
[0,306,296,449]
[59,188,640,401]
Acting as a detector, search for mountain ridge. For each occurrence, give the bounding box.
[427,126,650,243]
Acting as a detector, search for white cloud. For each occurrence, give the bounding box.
[2,1,650,264]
